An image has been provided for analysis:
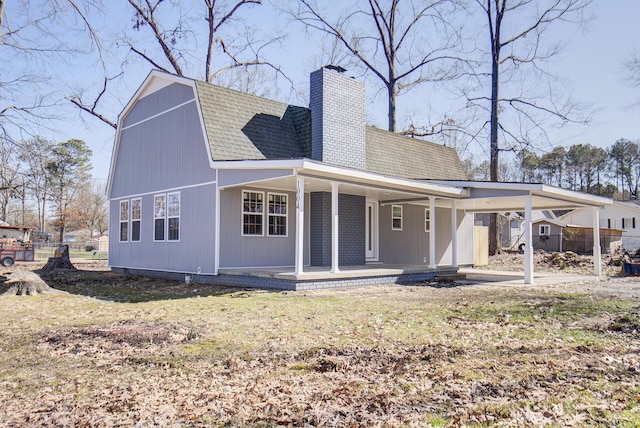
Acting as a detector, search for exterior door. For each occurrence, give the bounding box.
[365,201,379,260]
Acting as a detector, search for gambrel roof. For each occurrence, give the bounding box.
[194,78,466,180]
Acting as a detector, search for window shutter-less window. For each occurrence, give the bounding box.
[634,218,636,229]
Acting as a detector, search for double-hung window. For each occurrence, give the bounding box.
[392,205,403,231]
[268,193,287,236]
[242,191,264,236]
[154,192,180,241]
[131,198,141,242]
[425,208,431,232]
[119,200,129,242]
[154,194,166,241]
[167,192,180,241]
[539,224,550,236]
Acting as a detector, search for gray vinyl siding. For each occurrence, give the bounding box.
[123,83,195,128]
[109,183,217,274]
[219,187,310,267]
[379,204,471,266]
[218,169,294,188]
[111,102,215,198]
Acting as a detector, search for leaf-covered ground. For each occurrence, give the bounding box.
[0,262,639,427]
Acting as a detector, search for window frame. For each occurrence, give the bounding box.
[131,198,142,242]
[391,205,403,231]
[267,192,288,237]
[154,194,166,242]
[539,224,550,236]
[119,200,129,242]
[167,192,180,242]
[242,190,265,237]
[424,208,431,232]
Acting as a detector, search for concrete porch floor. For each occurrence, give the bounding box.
[218,264,458,281]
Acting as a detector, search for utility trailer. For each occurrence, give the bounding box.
[0,242,35,266]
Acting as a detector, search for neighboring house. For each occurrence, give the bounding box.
[108,67,612,289]
[560,201,640,252]
[87,234,109,252]
[532,219,622,254]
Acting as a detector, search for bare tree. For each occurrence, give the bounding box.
[0,143,22,221]
[288,0,465,132]
[69,0,290,129]
[19,137,55,231]
[70,181,109,235]
[465,0,591,254]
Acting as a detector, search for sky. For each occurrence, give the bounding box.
[4,0,640,183]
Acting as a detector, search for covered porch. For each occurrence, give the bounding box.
[213,159,470,290]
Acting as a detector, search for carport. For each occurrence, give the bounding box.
[431,181,613,284]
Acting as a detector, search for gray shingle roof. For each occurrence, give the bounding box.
[195,79,466,180]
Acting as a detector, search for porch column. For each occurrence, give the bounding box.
[593,207,602,276]
[429,197,437,269]
[214,181,220,275]
[451,199,458,268]
[294,176,305,275]
[331,182,339,273]
[524,194,534,284]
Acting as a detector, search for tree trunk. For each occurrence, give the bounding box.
[41,244,76,271]
[0,270,62,296]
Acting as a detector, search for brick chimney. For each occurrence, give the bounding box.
[309,66,366,170]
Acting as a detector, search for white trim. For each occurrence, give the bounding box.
[120,99,196,131]
[109,180,217,202]
[266,192,289,237]
[424,207,431,232]
[119,200,129,242]
[167,191,181,242]
[391,205,403,231]
[213,159,468,198]
[241,190,265,237]
[330,182,339,274]
[593,208,602,276]
[214,171,220,275]
[294,177,305,275]
[524,194,534,284]
[539,224,550,235]
[365,200,379,261]
[131,197,142,242]
[451,199,458,268]
[153,193,167,242]
[429,197,436,269]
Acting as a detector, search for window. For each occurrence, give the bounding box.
[154,194,166,241]
[131,198,141,242]
[622,218,636,229]
[167,192,180,241]
[119,200,129,242]
[539,224,550,236]
[392,205,403,231]
[425,208,431,232]
[242,191,264,235]
[268,193,287,236]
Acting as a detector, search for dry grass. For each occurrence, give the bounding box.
[0,263,639,426]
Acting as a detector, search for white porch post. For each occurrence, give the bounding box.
[294,176,305,275]
[214,181,220,275]
[331,182,340,273]
[524,194,534,284]
[593,207,602,276]
[429,197,437,269]
[451,199,458,268]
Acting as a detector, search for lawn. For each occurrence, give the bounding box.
[0,269,639,426]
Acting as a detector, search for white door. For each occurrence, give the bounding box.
[365,201,379,260]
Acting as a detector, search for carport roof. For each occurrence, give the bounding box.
[429,181,612,212]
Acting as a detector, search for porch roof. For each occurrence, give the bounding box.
[214,158,468,199]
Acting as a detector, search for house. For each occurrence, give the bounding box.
[532,218,622,254]
[560,201,640,252]
[107,67,613,289]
